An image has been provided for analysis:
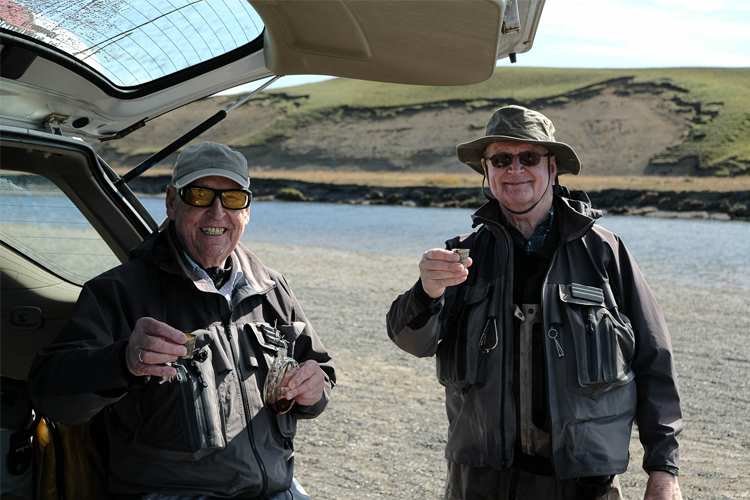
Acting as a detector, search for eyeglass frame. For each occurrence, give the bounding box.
[482,151,554,169]
[178,186,253,210]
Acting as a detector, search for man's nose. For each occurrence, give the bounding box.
[506,156,525,173]
[207,196,226,217]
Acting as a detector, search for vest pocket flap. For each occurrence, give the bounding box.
[436,280,495,393]
[278,322,306,343]
[465,280,492,305]
[559,283,605,306]
[188,329,213,350]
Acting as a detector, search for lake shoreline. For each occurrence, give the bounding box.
[128,176,750,221]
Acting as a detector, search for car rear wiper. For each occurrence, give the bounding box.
[117,75,282,186]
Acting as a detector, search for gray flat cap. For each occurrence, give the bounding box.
[172,142,250,189]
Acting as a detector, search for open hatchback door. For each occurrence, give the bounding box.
[1,0,546,140]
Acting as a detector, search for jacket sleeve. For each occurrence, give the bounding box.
[386,278,446,358]
[609,237,682,474]
[27,276,145,426]
[274,274,336,420]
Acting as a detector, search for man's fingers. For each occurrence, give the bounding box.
[132,317,187,357]
[285,361,325,402]
[422,267,468,280]
[423,248,460,263]
[127,318,188,376]
[136,348,180,366]
[422,259,466,273]
[133,363,177,378]
[141,335,187,357]
[286,361,318,390]
[135,317,186,345]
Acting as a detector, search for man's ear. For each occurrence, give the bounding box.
[549,156,558,180]
[165,185,177,220]
[240,206,250,226]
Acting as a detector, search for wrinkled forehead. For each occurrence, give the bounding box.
[484,140,549,157]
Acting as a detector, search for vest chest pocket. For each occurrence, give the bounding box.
[558,283,635,399]
[136,332,229,460]
[436,279,495,393]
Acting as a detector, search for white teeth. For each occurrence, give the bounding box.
[201,227,226,236]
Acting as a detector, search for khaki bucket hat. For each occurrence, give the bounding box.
[456,105,581,176]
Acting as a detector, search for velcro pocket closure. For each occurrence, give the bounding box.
[559,283,605,306]
[247,323,284,352]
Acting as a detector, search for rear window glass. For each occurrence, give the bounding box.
[0,0,265,87]
[0,171,120,285]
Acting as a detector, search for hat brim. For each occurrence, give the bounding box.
[173,169,250,190]
[456,136,581,176]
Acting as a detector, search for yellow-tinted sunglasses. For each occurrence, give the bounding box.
[179,186,252,210]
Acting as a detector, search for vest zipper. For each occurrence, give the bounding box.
[480,218,514,469]
[190,354,216,447]
[585,308,598,384]
[225,321,268,496]
[540,248,562,478]
[500,230,511,469]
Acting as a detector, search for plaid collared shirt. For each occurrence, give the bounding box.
[500,205,555,255]
[183,252,248,308]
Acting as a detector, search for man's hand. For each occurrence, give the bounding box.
[126,317,187,378]
[284,360,326,406]
[644,471,682,500]
[419,249,472,299]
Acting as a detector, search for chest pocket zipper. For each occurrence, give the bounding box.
[173,348,216,451]
[190,349,216,448]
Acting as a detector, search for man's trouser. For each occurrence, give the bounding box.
[445,463,623,500]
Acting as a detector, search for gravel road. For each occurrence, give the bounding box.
[249,242,750,500]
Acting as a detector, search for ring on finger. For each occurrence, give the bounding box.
[138,348,145,364]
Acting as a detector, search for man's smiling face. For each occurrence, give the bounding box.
[483,140,556,213]
[166,175,250,268]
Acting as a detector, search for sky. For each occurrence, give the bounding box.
[223,0,750,93]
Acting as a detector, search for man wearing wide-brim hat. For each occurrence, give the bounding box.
[387,106,682,500]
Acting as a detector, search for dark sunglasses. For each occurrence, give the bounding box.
[179,186,252,210]
[484,151,553,169]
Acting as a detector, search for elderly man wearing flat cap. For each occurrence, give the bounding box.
[29,142,335,499]
[387,107,682,500]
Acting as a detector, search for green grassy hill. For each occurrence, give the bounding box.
[100,67,750,176]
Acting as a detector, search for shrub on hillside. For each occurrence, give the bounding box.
[276,188,305,201]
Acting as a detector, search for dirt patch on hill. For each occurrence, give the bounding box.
[254,86,690,175]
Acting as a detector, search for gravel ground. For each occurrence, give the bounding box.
[249,242,750,500]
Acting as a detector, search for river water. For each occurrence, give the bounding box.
[140,199,750,293]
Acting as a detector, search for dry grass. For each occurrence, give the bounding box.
[130,168,750,192]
